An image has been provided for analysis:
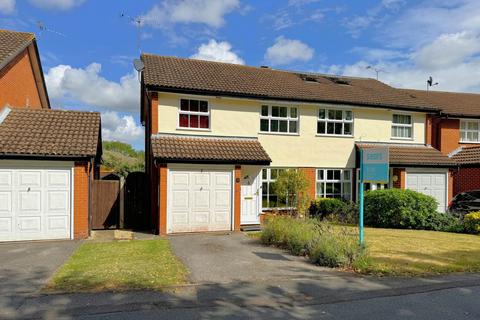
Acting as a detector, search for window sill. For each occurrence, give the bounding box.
[459,141,480,144]
[316,134,354,138]
[391,137,414,141]
[262,207,294,211]
[258,131,300,136]
[176,127,211,132]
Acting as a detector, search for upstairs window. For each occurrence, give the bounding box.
[317,109,353,136]
[260,105,298,134]
[392,114,412,139]
[179,98,209,129]
[460,120,480,142]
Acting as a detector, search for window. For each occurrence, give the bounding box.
[261,168,289,209]
[317,109,353,136]
[260,105,298,134]
[179,98,209,129]
[392,114,412,139]
[316,169,352,201]
[460,120,480,142]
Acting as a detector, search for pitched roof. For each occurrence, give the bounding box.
[450,146,480,165]
[151,134,271,164]
[0,108,101,158]
[356,142,456,167]
[141,54,438,112]
[0,29,34,69]
[401,89,480,117]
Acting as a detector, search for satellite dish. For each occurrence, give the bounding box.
[133,59,145,72]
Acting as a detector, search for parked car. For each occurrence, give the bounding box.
[448,190,480,217]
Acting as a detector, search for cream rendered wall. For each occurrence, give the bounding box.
[156,92,426,168]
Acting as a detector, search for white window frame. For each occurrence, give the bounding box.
[317,108,354,137]
[391,113,413,140]
[260,105,299,135]
[460,119,480,143]
[261,167,292,210]
[355,168,391,202]
[177,98,211,131]
[316,168,352,201]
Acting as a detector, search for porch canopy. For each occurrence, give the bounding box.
[151,133,271,165]
[450,146,480,166]
[356,142,457,167]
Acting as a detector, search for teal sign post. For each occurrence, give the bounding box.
[359,147,389,246]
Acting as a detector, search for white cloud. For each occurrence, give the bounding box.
[28,0,85,10]
[265,36,314,66]
[0,0,15,14]
[140,0,240,29]
[190,39,244,64]
[101,111,144,146]
[45,63,139,112]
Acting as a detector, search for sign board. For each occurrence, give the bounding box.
[361,147,389,183]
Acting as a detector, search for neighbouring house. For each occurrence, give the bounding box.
[402,89,480,197]
[140,54,456,235]
[0,29,102,242]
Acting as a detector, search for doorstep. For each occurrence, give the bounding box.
[89,230,159,241]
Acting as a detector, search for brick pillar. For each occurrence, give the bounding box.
[151,92,158,134]
[392,168,406,189]
[158,164,168,235]
[74,161,89,239]
[448,169,454,204]
[426,114,433,146]
[234,166,241,231]
[300,168,316,201]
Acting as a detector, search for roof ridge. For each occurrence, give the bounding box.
[10,108,100,115]
[401,88,480,96]
[0,29,35,39]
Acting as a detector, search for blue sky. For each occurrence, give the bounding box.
[1,0,480,149]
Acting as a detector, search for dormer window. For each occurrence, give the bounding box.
[179,98,209,129]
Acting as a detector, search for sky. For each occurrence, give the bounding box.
[1,0,480,150]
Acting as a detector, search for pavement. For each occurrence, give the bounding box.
[1,234,480,319]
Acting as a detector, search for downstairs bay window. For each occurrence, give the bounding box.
[316,169,352,201]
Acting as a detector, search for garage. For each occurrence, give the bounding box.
[168,167,233,233]
[406,170,448,212]
[0,162,73,242]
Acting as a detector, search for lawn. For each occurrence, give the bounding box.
[248,227,480,276]
[46,239,188,292]
[361,227,480,276]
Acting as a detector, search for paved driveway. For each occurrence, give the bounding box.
[0,240,80,296]
[169,232,341,284]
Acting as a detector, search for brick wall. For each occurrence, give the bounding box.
[300,167,316,201]
[234,166,241,231]
[158,164,167,235]
[74,161,90,239]
[392,168,406,189]
[0,48,43,109]
[453,167,480,196]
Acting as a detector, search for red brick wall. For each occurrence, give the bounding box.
[158,164,167,235]
[0,48,43,109]
[74,161,90,239]
[438,119,461,155]
[300,167,316,201]
[234,166,241,231]
[392,168,406,189]
[453,167,480,196]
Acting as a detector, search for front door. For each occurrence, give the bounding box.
[241,166,261,225]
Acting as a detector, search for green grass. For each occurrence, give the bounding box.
[360,227,480,276]
[47,239,188,292]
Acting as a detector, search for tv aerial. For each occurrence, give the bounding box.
[427,76,439,92]
[366,65,384,80]
[120,12,144,53]
[36,21,66,37]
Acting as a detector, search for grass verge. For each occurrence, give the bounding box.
[46,239,188,292]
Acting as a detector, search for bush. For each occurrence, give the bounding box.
[464,212,480,234]
[261,216,368,269]
[309,198,358,223]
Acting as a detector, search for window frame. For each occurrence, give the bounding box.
[259,105,299,135]
[355,168,391,202]
[261,167,293,210]
[460,119,480,143]
[391,113,413,140]
[316,108,354,137]
[315,168,352,201]
[177,98,211,131]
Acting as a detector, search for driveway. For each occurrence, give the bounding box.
[0,240,80,296]
[169,232,341,284]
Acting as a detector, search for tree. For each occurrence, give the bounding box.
[102,141,144,177]
[273,170,310,217]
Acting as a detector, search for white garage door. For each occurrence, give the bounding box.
[0,163,72,241]
[406,171,447,212]
[168,168,232,233]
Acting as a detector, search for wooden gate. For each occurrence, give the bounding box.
[92,180,120,229]
[124,172,149,230]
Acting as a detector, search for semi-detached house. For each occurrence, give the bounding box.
[140,54,455,235]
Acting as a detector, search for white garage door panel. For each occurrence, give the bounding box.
[407,172,447,213]
[168,169,232,233]
[0,166,72,241]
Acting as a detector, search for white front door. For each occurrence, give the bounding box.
[241,166,261,225]
[0,162,72,242]
[406,170,447,212]
[168,168,233,233]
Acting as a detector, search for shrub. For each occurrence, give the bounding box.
[261,216,368,269]
[273,170,310,217]
[364,189,440,230]
[464,212,480,234]
[309,198,358,224]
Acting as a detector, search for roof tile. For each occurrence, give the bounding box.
[450,146,480,165]
[0,29,34,68]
